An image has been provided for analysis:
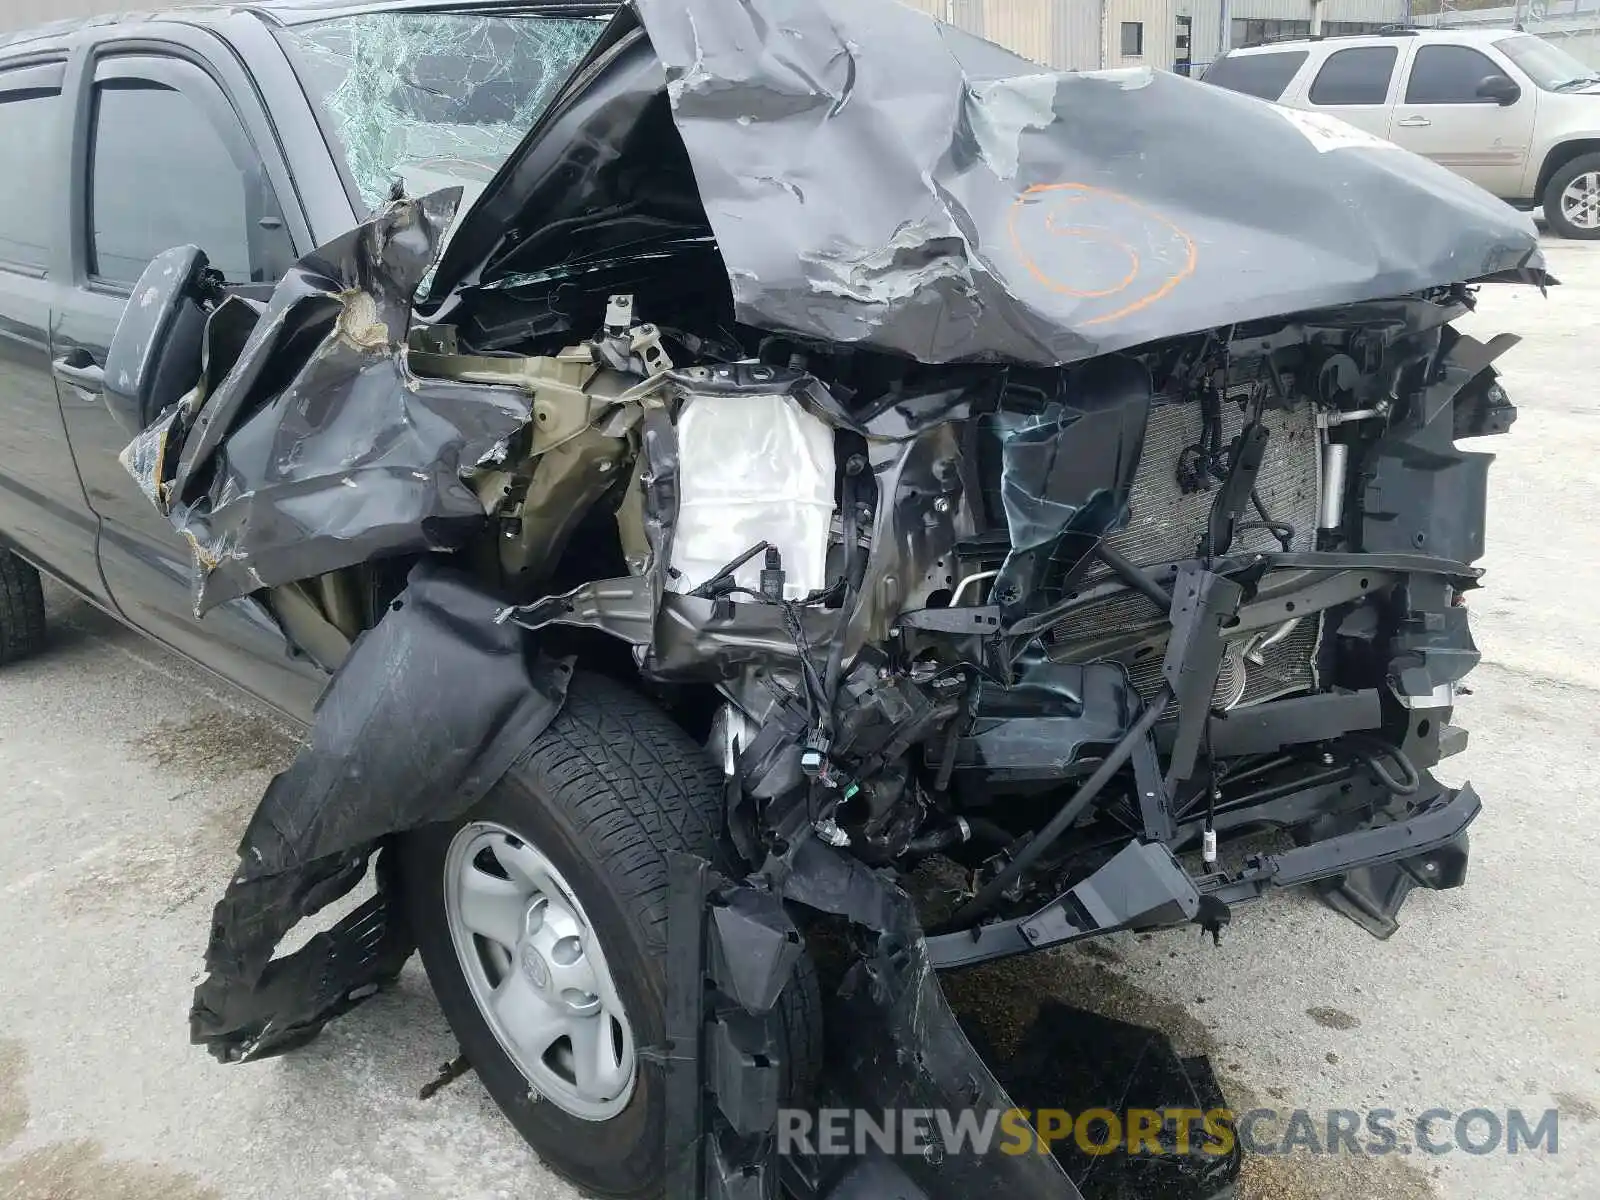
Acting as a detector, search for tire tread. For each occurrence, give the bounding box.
[0,551,46,666]
[508,672,821,1099]
[516,674,726,947]
[404,672,821,1197]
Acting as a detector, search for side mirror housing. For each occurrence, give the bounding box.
[1477,74,1521,106]
[103,246,217,436]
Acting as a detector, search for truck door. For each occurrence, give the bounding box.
[1389,42,1537,199]
[53,46,325,718]
[0,56,108,604]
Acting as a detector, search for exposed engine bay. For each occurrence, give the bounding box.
[133,243,1514,962]
[420,279,1509,955]
[100,0,1549,1195]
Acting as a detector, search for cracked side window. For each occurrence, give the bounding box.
[281,12,604,217]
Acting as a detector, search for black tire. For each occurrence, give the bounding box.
[1544,152,1600,240]
[0,550,46,665]
[401,672,820,1200]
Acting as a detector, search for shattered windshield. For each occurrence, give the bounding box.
[281,12,605,216]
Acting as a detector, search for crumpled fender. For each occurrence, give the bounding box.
[120,188,533,617]
[192,562,571,1061]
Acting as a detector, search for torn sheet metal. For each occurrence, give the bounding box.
[999,360,1150,559]
[626,0,1544,364]
[192,563,570,1061]
[993,356,1152,617]
[123,188,533,615]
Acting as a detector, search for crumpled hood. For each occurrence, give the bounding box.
[634,0,1545,364]
[439,0,1545,367]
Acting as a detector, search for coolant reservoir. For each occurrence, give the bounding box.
[668,390,835,600]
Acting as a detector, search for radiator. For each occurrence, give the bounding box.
[1096,395,1321,577]
[1118,614,1322,709]
[1048,397,1323,709]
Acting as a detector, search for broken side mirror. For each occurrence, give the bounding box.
[1476,74,1521,106]
[103,245,220,437]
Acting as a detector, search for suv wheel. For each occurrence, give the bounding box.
[1545,152,1600,239]
[401,672,820,1199]
[0,550,46,665]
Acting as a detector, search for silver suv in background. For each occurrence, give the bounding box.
[1204,28,1600,238]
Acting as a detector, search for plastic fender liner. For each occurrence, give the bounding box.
[668,845,1084,1200]
[825,936,1082,1197]
[191,562,572,1062]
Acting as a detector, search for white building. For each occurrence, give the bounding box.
[1416,1,1600,68]
[902,0,1410,73]
[900,0,1179,71]
[47,0,1599,90]
[1187,0,1409,70]
[3,0,1419,76]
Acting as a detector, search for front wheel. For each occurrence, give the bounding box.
[401,672,819,1199]
[0,550,46,665]
[1544,152,1600,239]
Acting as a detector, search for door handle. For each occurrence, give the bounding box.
[1397,116,1431,128]
[52,354,105,394]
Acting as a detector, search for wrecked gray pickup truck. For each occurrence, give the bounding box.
[86,0,1542,1197]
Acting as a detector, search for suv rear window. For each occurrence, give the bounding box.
[1308,46,1398,105]
[281,12,605,215]
[1204,51,1309,101]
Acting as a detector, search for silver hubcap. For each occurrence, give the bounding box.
[1560,171,1600,231]
[443,822,636,1120]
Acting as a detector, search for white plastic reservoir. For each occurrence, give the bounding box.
[668,389,836,601]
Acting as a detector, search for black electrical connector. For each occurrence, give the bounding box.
[688,540,772,600]
[799,731,838,788]
[759,547,786,601]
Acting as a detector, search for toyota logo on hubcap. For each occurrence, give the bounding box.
[521,946,550,990]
